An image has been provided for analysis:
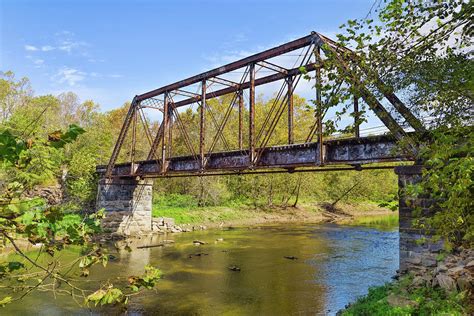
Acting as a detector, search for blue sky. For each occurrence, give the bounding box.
[1,0,375,112]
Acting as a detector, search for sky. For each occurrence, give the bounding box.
[1,0,376,112]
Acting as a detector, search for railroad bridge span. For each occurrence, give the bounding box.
[97,32,434,272]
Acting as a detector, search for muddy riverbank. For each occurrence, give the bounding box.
[151,202,398,234]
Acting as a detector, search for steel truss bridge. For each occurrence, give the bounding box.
[99,32,425,178]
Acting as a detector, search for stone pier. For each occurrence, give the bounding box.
[395,165,442,273]
[96,178,153,235]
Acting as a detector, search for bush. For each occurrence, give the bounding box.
[153,193,198,208]
[343,277,469,315]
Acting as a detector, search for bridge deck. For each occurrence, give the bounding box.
[98,134,412,178]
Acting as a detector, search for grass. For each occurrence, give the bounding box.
[151,194,253,224]
[342,276,470,315]
[349,213,399,229]
[152,205,254,224]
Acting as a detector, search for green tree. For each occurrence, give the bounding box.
[324,0,473,246]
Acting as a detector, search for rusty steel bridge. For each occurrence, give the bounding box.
[99,32,425,178]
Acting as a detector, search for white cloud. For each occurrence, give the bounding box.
[51,67,122,87]
[55,30,74,37]
[58,40,87,53]
[41,45,55,52]
[87,58,105,63]
[53,67,87,86]
[25,55,45,68]
[24,33,88,55]
[24,45,38,51]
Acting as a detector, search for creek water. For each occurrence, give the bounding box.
[2,222,398,315]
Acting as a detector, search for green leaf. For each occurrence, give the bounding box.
[49,124,86,148]
[0,296,12,307]
[86,289,106,306]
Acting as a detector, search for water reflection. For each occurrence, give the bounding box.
[1,223,398,315]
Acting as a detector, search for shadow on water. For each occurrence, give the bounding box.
[1,222,399,315]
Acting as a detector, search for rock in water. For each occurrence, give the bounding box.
[188,253,209,258]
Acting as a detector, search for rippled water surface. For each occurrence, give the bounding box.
[2,223,398,315]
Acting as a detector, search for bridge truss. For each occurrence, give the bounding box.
[102,32,424,178]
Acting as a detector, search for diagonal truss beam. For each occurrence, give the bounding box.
[105,97,137,177]
[136,33,319,101]
[207,76,239,87]
[257,61,288,74]
[318,33,425,133]
[171,62,319,108]
[316,39,409,142]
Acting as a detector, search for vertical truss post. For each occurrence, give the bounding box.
[200,80,206,170]
[287,76,294,144]
[161,92,170,174]
[130,106,137,175]
[354,94,360,138]
[238,89,244,150]
[315,46,324,165]
[168,105,173,158]
[249,63,255,165]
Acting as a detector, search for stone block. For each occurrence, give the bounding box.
[396,165,441,274]
[97,178,153,236]
[163,217,175,226]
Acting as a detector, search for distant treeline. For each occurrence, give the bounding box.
[0,70,397,210]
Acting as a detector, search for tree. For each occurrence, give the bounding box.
[0,75,162,307]
[0,72,32,123]
[321,0,473,247]
[0,125,161,307]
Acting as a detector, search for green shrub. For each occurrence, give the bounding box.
[342,277,469,315]
[153,193,198,208]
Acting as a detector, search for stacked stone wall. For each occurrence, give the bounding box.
[395,165,443,272]
[97,178,153,236]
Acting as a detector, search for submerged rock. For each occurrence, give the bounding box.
[188,253,209,258]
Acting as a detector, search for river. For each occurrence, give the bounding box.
[2,222,398,315]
